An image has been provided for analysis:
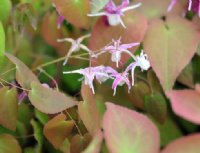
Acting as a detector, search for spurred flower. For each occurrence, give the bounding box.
[93,38,140,67]
[88,0,142,28]
[104,66,131,96]
[63,66,110,94]
[126,50,150,86]
[57,34,91,65]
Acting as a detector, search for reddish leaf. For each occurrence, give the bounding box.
[89,11,147,67]
[52,0,90,29]
[103,103,160,153]
[78,83,101,135]
[0,87,18,131]
[44,114,74,149]
[167,89,200,124]
[28,81,78,114]
[82,131,103,153]
[161,134,200,153]
[0,134,22,153]
[5,52,39,89]
[143,16,200,90]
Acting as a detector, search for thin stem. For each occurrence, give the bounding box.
[15,134,34,139]
[38,68,59,91]
[0,67,16,76]
[65,110,83,137]
[0,77,30,92]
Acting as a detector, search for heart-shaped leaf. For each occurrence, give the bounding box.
[0,87,18,131]
[166,89,200,124]
[0,134,22,153]
[103,103,160,153]
[52,0,90,29]
[5,52,39,89]
[44,114,74,149]
[161,134,200,153]
[28,82,78,114]
[78,83,101,135]
[143,16,200,90]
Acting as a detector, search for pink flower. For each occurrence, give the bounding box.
[104,66,131,96]
[93,37,140,67]
[126,50,150,86]
[88,0,142,28]
[57,34,91,65]
[63,66,110,94]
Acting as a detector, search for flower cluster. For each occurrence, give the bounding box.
[61,35,150,95]
[168,0,200,17]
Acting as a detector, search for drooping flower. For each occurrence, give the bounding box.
[168,0,200,16]
[63,66,110,94]
[88,0,142,28]
[93,37,140,67]
[126,50,150,86]
[57,34,91,65]
[104,66,131,96]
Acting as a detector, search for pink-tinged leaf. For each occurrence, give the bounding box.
[195,84,200,93]
[78,83,101,135]
[44,114,74,149]
[28,82,78,114]
[89,11,147,67]
[5,52,39,89]
[0,87,18,131]
[161,134,200,153]
[143,16,200,90]
[167,90,200,124]
[82,130,103,153]
[103,103,160,153]
[0,134,22,153]
[52,0,90,29]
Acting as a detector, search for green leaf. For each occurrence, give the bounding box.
[144,93,167,123]
[0,22,5,65]
[0,87,18,131]
[43,114,74,149]
[5,52,40,89]
[0,134,22,153]
[0,0,12,22]
[143,16,200,90]
[34,109,49,125]
[52,0,90,29]
[28,82,78,114]
[103,103,160,153]
[31,120,43,153]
